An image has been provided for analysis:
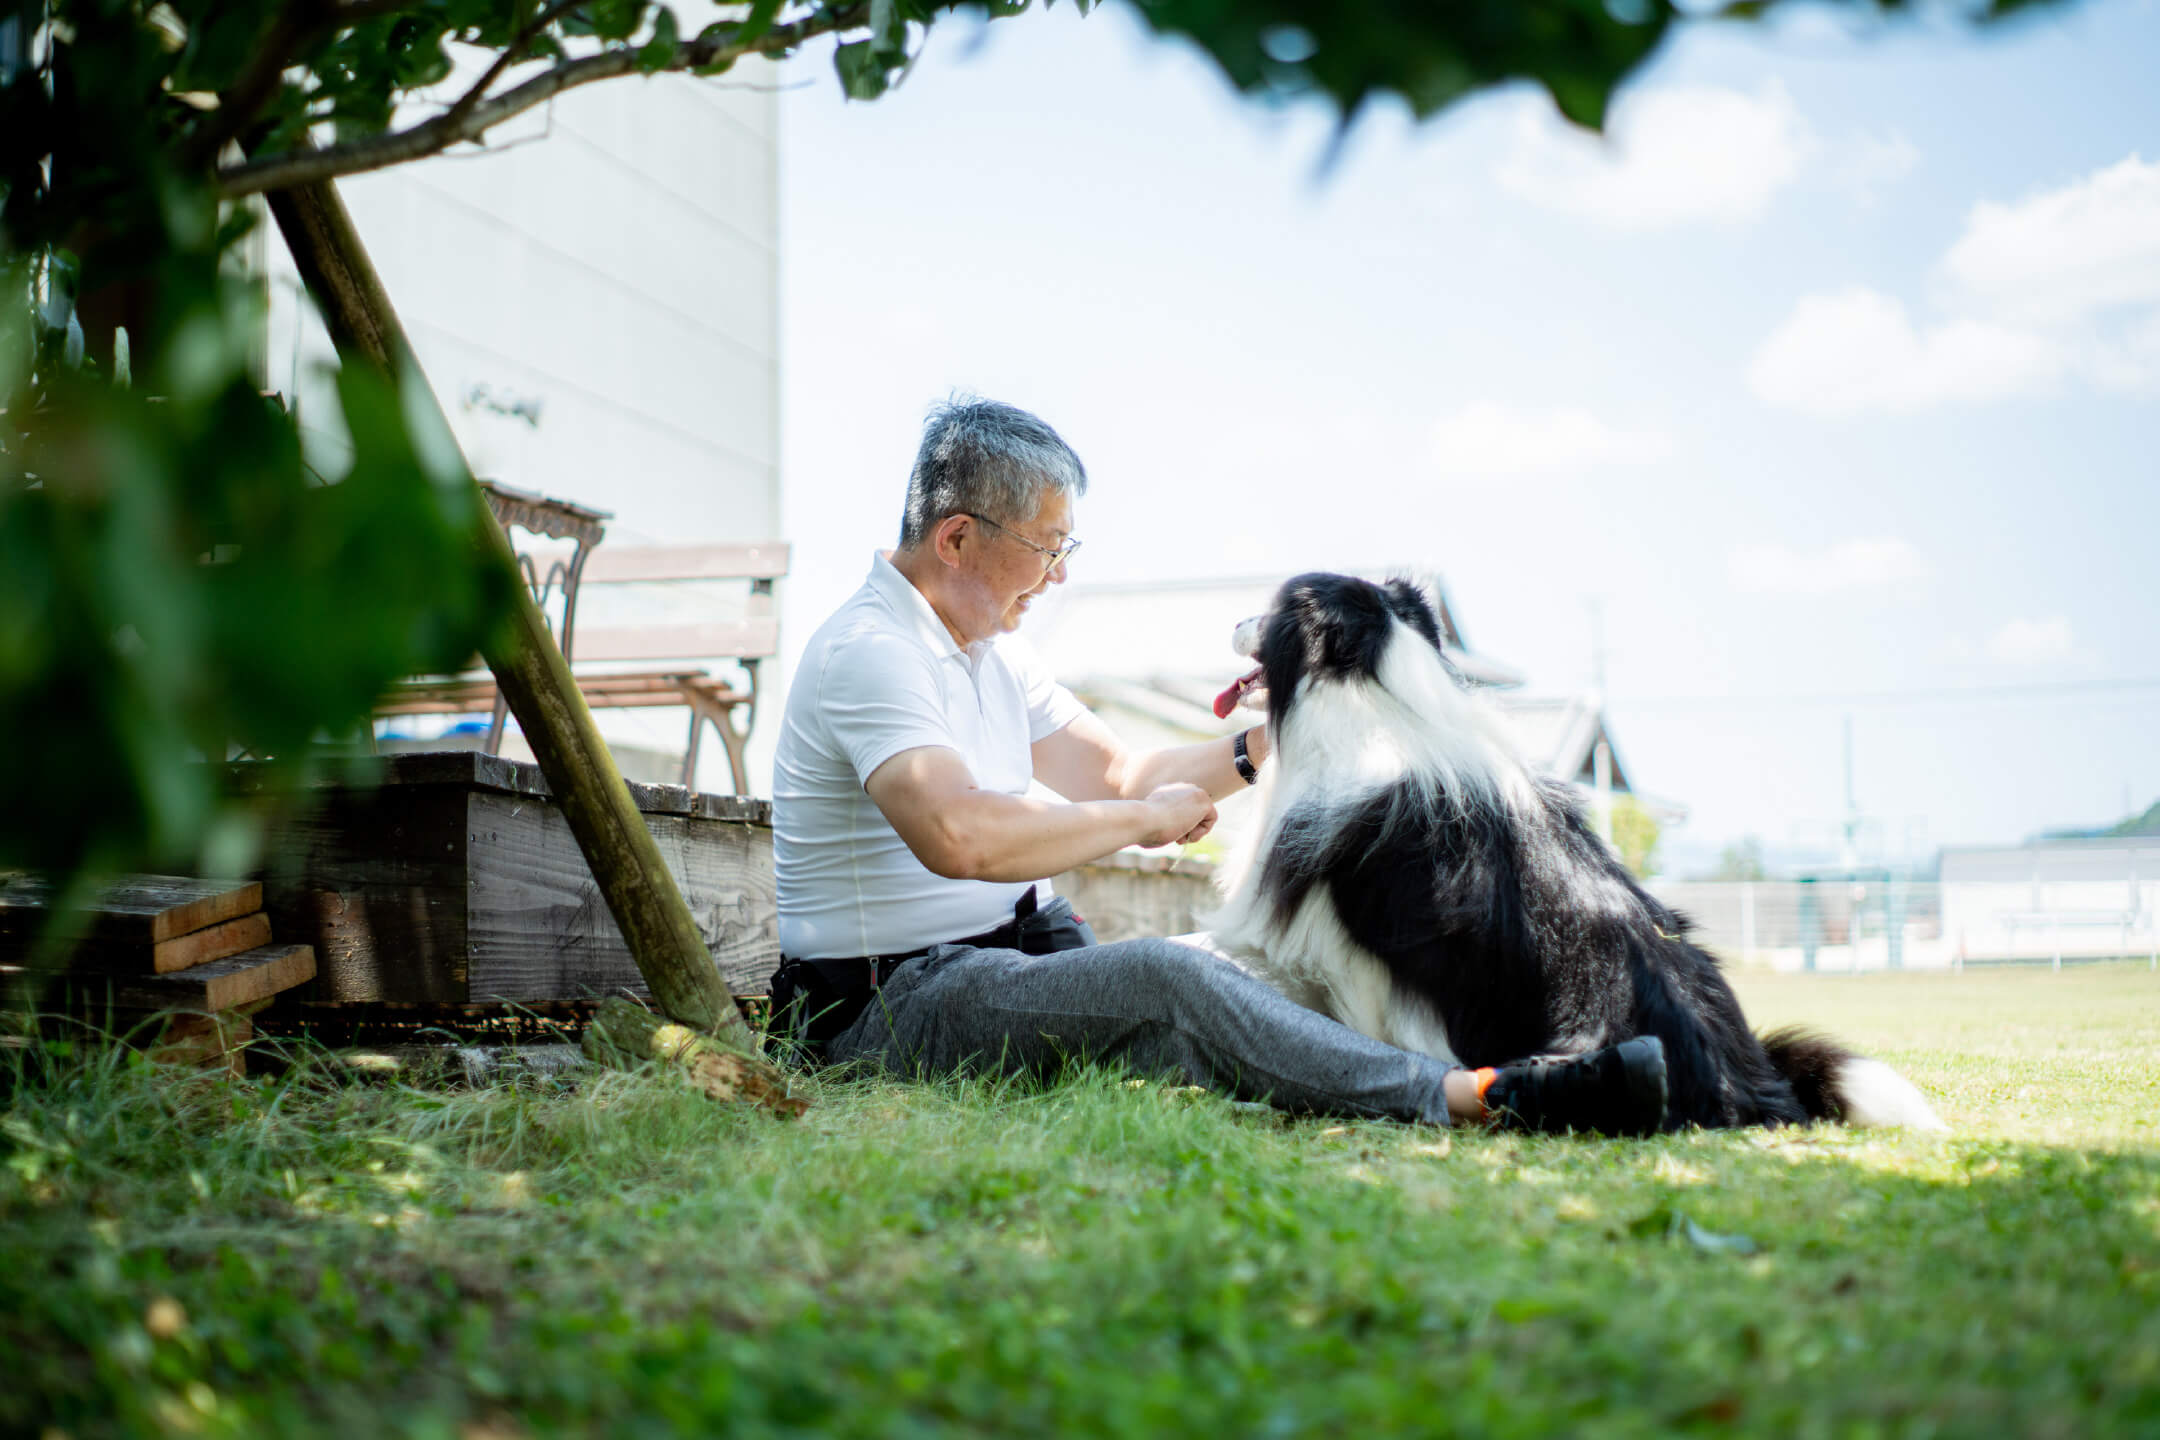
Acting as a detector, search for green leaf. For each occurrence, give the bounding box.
[869,0,906,63]
[692,0,784,71]
[588,0,647,42]
[637,5,680,72]
[388,17,455,88]
[737,0,785,45]
[832,39,890,100]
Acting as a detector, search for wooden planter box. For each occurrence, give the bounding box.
[233,753,775,1004]
[232,753,1225,1007]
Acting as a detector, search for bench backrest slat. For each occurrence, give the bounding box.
[580,543,791,585]
[574,619,780,663]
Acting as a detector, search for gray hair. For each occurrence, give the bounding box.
[898,398,1087,549]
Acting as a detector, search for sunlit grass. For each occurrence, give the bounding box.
[5,964,2159,1437]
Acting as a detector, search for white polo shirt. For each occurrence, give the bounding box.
[774,552,1086,960]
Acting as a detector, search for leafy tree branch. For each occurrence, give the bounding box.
[215,2,874,196]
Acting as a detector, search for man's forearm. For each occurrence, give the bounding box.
[1118,726,1271,802]
[920,789,1181,883]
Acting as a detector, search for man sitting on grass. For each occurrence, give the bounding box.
[768,398,1667,1134]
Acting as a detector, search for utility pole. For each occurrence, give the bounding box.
[1841,712,1859,874]
[1587,599,1611,844]
[1586,598,1608,697]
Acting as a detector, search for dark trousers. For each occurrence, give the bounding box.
[815,899,1460,1125]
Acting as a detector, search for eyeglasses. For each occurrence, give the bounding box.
[966,512,1082,573]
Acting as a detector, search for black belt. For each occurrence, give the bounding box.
[768,891,1044,1060]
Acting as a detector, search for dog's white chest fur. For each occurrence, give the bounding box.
[1200,758,1466,1069]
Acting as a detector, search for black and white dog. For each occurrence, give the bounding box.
[1203,572,1942,1132]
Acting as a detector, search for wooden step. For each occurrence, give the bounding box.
[4,943,315,1013]
[0,874,263,944]
[2,912,274,976]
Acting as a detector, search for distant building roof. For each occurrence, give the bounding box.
[1028,570,1526,693]
[1487,693,1632,793]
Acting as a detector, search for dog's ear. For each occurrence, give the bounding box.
[1382,574,1448,651]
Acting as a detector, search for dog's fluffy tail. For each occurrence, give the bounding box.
[1760,1027,1948,1131]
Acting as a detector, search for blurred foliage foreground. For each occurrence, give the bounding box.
[1,3,518,885]
[1,963,2156,1436]
[0,0,2059,888]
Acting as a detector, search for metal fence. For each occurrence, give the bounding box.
[1648,878,2160,971]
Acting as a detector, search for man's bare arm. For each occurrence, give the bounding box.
[1032,710,1272,806]
[864,745,1215,883]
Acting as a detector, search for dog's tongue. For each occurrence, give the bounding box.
[1213,665,1263,719]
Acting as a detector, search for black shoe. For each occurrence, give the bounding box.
[1483,1036,1669,1136]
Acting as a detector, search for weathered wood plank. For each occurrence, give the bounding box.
[0,874,263,944]
[6,944,314,1012]
[146,913,273,973]
[464,791,778,1001]
[133,944,315,1011]
[3,912,273,975]
[230,753,772,820]
[253,784,472,1003]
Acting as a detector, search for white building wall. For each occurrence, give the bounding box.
[1940,841,2160,962]
[267,53,784,794]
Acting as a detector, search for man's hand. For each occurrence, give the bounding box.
[1139,783,1217,848]
[866,747,1217,880]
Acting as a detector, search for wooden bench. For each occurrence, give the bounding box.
[381,488,788,794]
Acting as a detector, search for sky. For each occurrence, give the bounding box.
[774,0,2160,873]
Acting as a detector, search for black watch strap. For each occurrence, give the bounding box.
[1232,728,1260,785]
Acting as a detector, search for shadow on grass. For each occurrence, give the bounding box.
[6,1033,2160,1435]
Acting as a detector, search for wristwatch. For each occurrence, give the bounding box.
[1232,728,1260,785]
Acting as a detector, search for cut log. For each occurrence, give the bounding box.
[581,996,806,1117]
[0,874,263,944]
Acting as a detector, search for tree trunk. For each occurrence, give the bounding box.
[262,176,764,1055]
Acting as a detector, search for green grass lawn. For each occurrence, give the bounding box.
[6,963,2159,1438]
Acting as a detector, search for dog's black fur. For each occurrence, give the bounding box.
[1212,572,1934,1131]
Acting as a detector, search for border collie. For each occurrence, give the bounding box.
[1203,572,1943,1132]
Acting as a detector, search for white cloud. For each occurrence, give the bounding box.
[2086,306,2160,392]
[1942,153,2160,326]
[1428,401,1669,476]
[1831,131,1921,200]
[1752,153,2160,416]
[1988,616,2076,664]
[1747,288,2064,416]
[1726,537,1931,595]
[1495,83,1811,230]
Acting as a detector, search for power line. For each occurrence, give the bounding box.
[1610,676,2160,711]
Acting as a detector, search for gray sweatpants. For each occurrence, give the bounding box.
[823,933,1460,1125]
